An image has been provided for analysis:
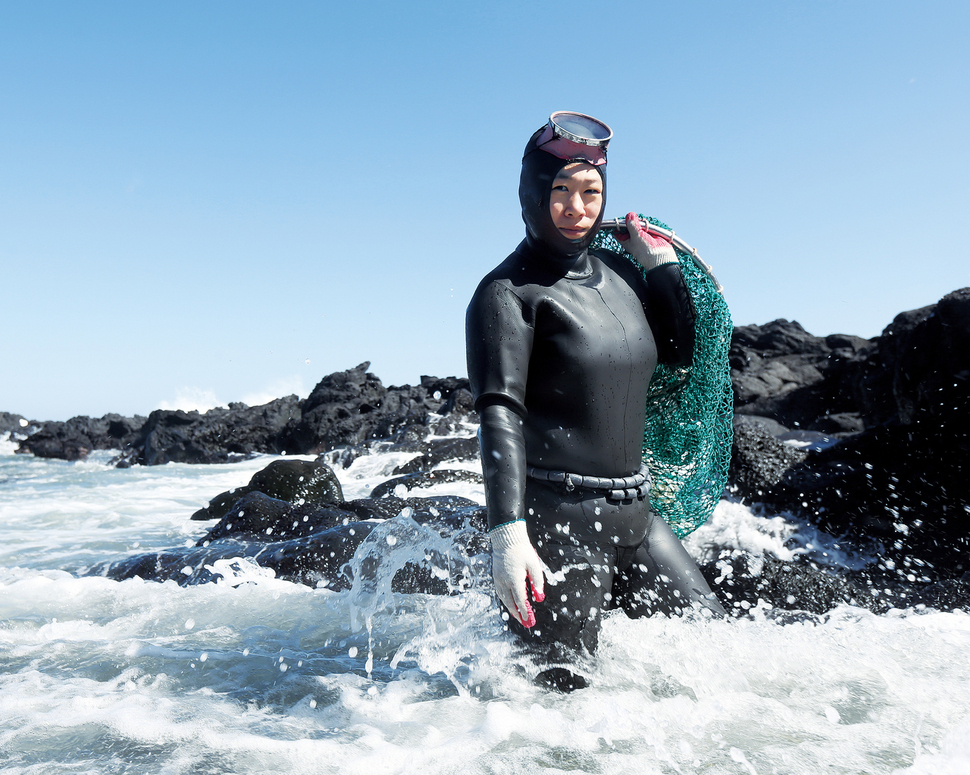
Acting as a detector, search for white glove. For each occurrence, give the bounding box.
[617,211,678,271]
[489,519,545,628]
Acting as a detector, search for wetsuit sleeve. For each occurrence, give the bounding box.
[477,403,528,529]
[644,263,696,369]
[466,280,534,530]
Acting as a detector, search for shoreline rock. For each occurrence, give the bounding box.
[10,287,970,610]
[15,362,477,467]
[728,288,970,580]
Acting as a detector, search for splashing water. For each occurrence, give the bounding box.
[2,445,969,774]
[342,508,486,681]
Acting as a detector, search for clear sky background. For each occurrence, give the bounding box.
[2,1,968,421]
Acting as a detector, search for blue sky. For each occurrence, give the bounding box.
[2,1,968,421]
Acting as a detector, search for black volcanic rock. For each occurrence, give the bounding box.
[127,395,303,466]
[13,286,970,611]
[858,287,970,428]
[196,490,484,547]
[90,522,384,589]
[92,476,488,593]
[276,363,474,455]
[370,469,484,499]
[390,436,481,475]
[699,554,970,616]
[1,412,37,437]
[277,362,388,453]
[700,555,880,615]
[729,417,807,497]
[18,413,146,461]
[730,319,871,433]
[14,364,476,467]
[761,421,970,578]
[85,417,970,616]
[191,458,344,521]
[730,288,970,580]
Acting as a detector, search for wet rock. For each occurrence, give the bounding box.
[84,443,970,618]
[337,495,485,526]
[763,423,970,579]
[195,492,344,542]
[370,469,484,499]
[0,412,40,438]
[191,459,343,521]
[730,289,970,581]
[391,436,480,474]
[701,554,881,615]
[91,521,381,589]
[700,554,970,616]
[19,287,970,614]
[729,418,807,497]
[730,319,871,433]
[197,490,485,546]
[92,486,487,592]
[90,450,489,591]
[18,413,145,461]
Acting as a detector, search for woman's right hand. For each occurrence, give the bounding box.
[489,520,546,628]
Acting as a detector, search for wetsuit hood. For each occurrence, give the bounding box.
[519,127,607,259]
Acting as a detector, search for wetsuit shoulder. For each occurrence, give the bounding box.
[589,247,649,291]
[466,255,538,415]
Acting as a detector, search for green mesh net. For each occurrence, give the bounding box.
[592,215,733,537]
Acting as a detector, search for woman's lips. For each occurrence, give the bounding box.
[559,226,588,237]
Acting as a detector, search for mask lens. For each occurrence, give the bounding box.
[549,111,613,147]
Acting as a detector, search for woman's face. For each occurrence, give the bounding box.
[548,163,604,241]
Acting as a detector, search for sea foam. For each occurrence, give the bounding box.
[2,442,968,773]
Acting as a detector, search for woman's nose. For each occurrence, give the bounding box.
[565,192,585,217]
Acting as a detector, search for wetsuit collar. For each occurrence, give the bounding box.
[518,236,594,279]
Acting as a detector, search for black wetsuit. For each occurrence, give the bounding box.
[465,129,724,665]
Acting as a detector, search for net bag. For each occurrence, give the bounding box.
[592,215,733,537]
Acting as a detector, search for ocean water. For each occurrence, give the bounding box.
[2,431,969,775]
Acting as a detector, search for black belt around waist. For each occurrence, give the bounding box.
[526,462,651,501]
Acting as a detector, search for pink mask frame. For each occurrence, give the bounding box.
[535,111,612,167]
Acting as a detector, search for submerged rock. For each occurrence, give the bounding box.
[370,469,483,499]
[84,445,970,618]
[91,478,487,594]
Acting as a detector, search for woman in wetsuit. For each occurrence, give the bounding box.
[465,112,724,690]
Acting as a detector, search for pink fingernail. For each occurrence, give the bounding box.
[522,602,536,628]
[531,582,545,603]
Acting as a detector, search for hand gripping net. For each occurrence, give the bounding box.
[592,215,733,537]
